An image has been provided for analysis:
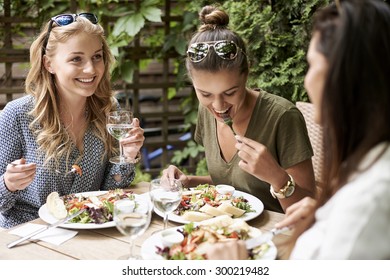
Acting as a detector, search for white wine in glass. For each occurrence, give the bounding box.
[106,110,134,164]
[114,196,152,260]
[150,178,182,231]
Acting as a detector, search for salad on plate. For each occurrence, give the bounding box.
[175,184,255,222]
[46,189,134,224]
[153,215,274,260]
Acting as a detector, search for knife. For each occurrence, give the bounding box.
[246,226,290,250]
[7,208,86,249]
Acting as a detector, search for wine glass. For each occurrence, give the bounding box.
[106,110,134,164]
[149,178,182,231]
[113,195,152,260]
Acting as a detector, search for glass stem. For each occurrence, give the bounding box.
[128,238,135,259]
[119,140,124,164]
[163,213,169,229]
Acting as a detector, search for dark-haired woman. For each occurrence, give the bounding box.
[208,0,390,259]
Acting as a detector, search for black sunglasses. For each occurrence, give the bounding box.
[186,40,244,63]
[43,13,98,53]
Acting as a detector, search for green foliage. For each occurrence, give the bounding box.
[0,0,60,48]
[195,157,208,176]
[171,140,205,165]
[221,0,331,102]
[94,0,163,84]
[131,164,152,185]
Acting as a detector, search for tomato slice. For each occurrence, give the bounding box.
[228,232,239,239]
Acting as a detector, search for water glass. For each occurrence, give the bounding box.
[149,178,182,230]
[106,110,134,164]
[114,196,152,260]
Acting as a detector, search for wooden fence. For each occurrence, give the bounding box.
[0,0,200,177]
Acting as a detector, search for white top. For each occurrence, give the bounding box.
[291,142,390,259]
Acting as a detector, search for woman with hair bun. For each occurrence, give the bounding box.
[163,5,316,213]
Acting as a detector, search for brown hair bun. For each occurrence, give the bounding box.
[199,5,229,31]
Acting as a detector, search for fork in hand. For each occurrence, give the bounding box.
[222,115,242,143]
[222,116,237,136]
[10,163,82,177]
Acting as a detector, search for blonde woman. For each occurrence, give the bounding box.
[0,13,144,228]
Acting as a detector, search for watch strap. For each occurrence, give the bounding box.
[270,174,295,199]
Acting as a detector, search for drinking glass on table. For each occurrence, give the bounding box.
[149,178,182,231]
[113,196,152,260]
[106,110,134,164]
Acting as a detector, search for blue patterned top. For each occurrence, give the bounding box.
[0,96,135,228]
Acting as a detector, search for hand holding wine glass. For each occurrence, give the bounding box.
[150,178,182,231]
[113,195,152,260]
[106,110,134,164]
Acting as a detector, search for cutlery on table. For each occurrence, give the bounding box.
[245,226,290,250]
[7,208,86,249]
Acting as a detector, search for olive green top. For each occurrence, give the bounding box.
[195,90,313,213]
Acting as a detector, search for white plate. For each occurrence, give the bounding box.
[38,191,115,229]
[153,190,264,224]
[141,226,277,260]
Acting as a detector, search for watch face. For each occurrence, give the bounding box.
[285,185,295,197]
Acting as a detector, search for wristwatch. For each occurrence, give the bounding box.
[270,174,296,199]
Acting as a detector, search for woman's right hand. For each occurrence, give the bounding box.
[206,240,248,260]
[274,197,317,229]
[4,158,36,192]
[161,165,189,187]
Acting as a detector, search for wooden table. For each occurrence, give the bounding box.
[0,182,290,260]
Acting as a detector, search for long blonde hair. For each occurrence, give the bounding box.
[25,16,116,169]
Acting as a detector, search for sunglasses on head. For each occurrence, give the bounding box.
[43,13,98,53]
[186,40,243,63]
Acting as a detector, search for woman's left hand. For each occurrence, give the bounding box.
[121,118,145,160]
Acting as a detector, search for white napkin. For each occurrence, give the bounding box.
[9,223,78,246]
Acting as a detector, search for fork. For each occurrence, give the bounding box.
[222,116,237,136]
[10,163,81,177]
[222,116,242,143]
[245,226,291,249]
[53,166,80,177]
